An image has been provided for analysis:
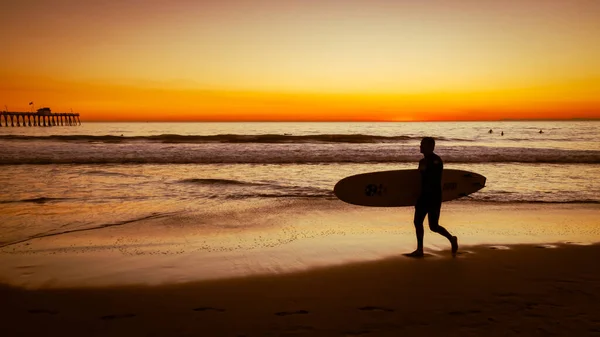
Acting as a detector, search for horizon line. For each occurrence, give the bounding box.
[80,118,600,123]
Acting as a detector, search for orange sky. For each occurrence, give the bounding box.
[1,0,599,121]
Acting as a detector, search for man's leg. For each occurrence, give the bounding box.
[409,206,427,256]
[427,205,458,255]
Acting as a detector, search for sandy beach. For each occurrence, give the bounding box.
[2,242,600,336]
[2,203,600,336]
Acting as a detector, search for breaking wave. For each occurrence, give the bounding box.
[0,134,470,144]
[0,197,75,204]
[1,149,599,164]
[177,178,266,186]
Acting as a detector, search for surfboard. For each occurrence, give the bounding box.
[334,169,486,207]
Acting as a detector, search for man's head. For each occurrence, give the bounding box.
[420,137,435,154]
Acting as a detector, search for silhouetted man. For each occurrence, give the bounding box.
[407,137,458,257]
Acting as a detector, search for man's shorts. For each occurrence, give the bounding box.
[414,197,442,226]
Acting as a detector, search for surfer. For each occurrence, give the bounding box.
[407,137,458,257]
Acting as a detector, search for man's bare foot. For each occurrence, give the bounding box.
[405,249,424,258]
[451,236,459,256]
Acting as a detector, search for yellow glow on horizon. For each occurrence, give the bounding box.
[2,72,598,121]
[1,0,599,121]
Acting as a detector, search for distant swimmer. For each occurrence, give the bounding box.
[406,137,458,258]
[539,129,543,134]
[501,131,504,136]
[488,129,493,134]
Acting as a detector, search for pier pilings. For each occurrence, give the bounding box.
[0,112,81,127]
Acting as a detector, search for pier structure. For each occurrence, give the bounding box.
[0,108,81,127]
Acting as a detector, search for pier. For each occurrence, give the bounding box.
[0,108,81,127]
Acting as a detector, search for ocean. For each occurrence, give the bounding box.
[1,121,599,286]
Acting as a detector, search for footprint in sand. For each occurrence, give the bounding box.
[358,306,394,313]
[101,313,136,320]
[28,309,58,315]
[448,309,483,316]
[192,307,225,312]
[344,329,373,336]
[493,292,519,298]
[488,245,510,250]
[16,265,37,269]
[565,241,592,246]
[275,310,309,316]
[284,325,315,333]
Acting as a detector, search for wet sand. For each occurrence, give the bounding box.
[2,243,600,336]
[2,202,600,289]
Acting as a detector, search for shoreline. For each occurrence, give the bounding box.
[3,242,600,336]
[1,202,599,289]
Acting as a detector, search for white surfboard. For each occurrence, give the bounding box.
[334,169,486,207]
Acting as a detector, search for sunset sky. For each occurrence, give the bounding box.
[1,0,599,121]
